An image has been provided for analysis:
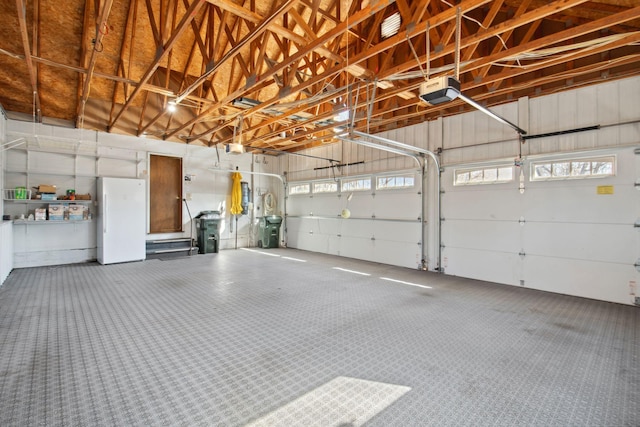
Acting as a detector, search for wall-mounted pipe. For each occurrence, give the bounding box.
[338,136,423,169]
[209,168,286,184]
[353,130,440,169]
[352,132,441,271]
[347,131,442,272]
[338,135,433,270]
[209,168,288,247]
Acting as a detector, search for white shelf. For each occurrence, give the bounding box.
[12,219,93,225]
[5,169,95,178]
[4,199,92,204]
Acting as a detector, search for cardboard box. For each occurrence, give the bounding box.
[34,208,46,221]
[48,204,65,221]
[68,205,86,220]
[75,194,91,200]
[37,185,57,193]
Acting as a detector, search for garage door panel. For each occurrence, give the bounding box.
[442,219,522,252]
[286,218,302,247]
[373,240,421,269]
[287,218,317,251]
[340,236,374,261]
[373,221,420,242]
[523,222,633,263]
[347,195,374,216]
[310,195,341,217]
[340,220,375,239]
[315,218,340,236]
[524,184,635,224]
[327,235,342,256]
[442,247,521,286]
[372,192,421,220]
[442,186,521,221]
[308,233,330,253]
[523,255,635,305]
[287,196,312,216]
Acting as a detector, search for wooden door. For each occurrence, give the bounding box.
[150,154,182,233]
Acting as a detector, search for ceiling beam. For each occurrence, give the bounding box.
[163,0,396,140]
[363,53,640,133]
[369,28,640,123]
[15,0,42,121]
[77,0,114,127]
[175,0,298,103]
[108,0,208,131]
[459,4,640,77]
[212,0,346,70]
[380,0,590,80]
[234,28,640,146]
[362,34,640,131]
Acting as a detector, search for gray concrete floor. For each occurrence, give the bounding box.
[0,248,638,426]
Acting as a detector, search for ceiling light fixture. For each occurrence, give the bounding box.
[376,80,394,90]
[232,97,260,109]
[167,101,177,113]
[381,12,401,39]
[396,90,416,100]
[334,110,349,122]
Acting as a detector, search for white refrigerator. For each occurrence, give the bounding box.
[97,177,146,264]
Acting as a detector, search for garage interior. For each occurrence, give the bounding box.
[0,0,639,425]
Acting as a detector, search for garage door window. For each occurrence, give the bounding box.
[376,174,415,190]
[289,183,310,195]
[531,156,615,181]
[342,177,371,192]
[313,181,338,193]
[454,165,513,186]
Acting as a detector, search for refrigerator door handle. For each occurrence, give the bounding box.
[103,194,107,233]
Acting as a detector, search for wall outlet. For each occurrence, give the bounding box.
[520,280,525,287]
[635,296,640,306]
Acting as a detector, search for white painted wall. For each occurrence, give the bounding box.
[0,108,13,285]
[0,221,12,284]
[3,120,282,267]
[284,75,640,305]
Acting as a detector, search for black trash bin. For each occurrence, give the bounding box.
[195,211,221,254]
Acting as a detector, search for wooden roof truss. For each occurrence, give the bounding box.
[0,0,637,152]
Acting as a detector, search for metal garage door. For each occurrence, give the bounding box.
[441,147,638,305]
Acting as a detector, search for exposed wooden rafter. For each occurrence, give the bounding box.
[0,0,638,151]
[175,0,298,104]
[77,0,114,127]
[15,0,41,121]
[108,0,208,130]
